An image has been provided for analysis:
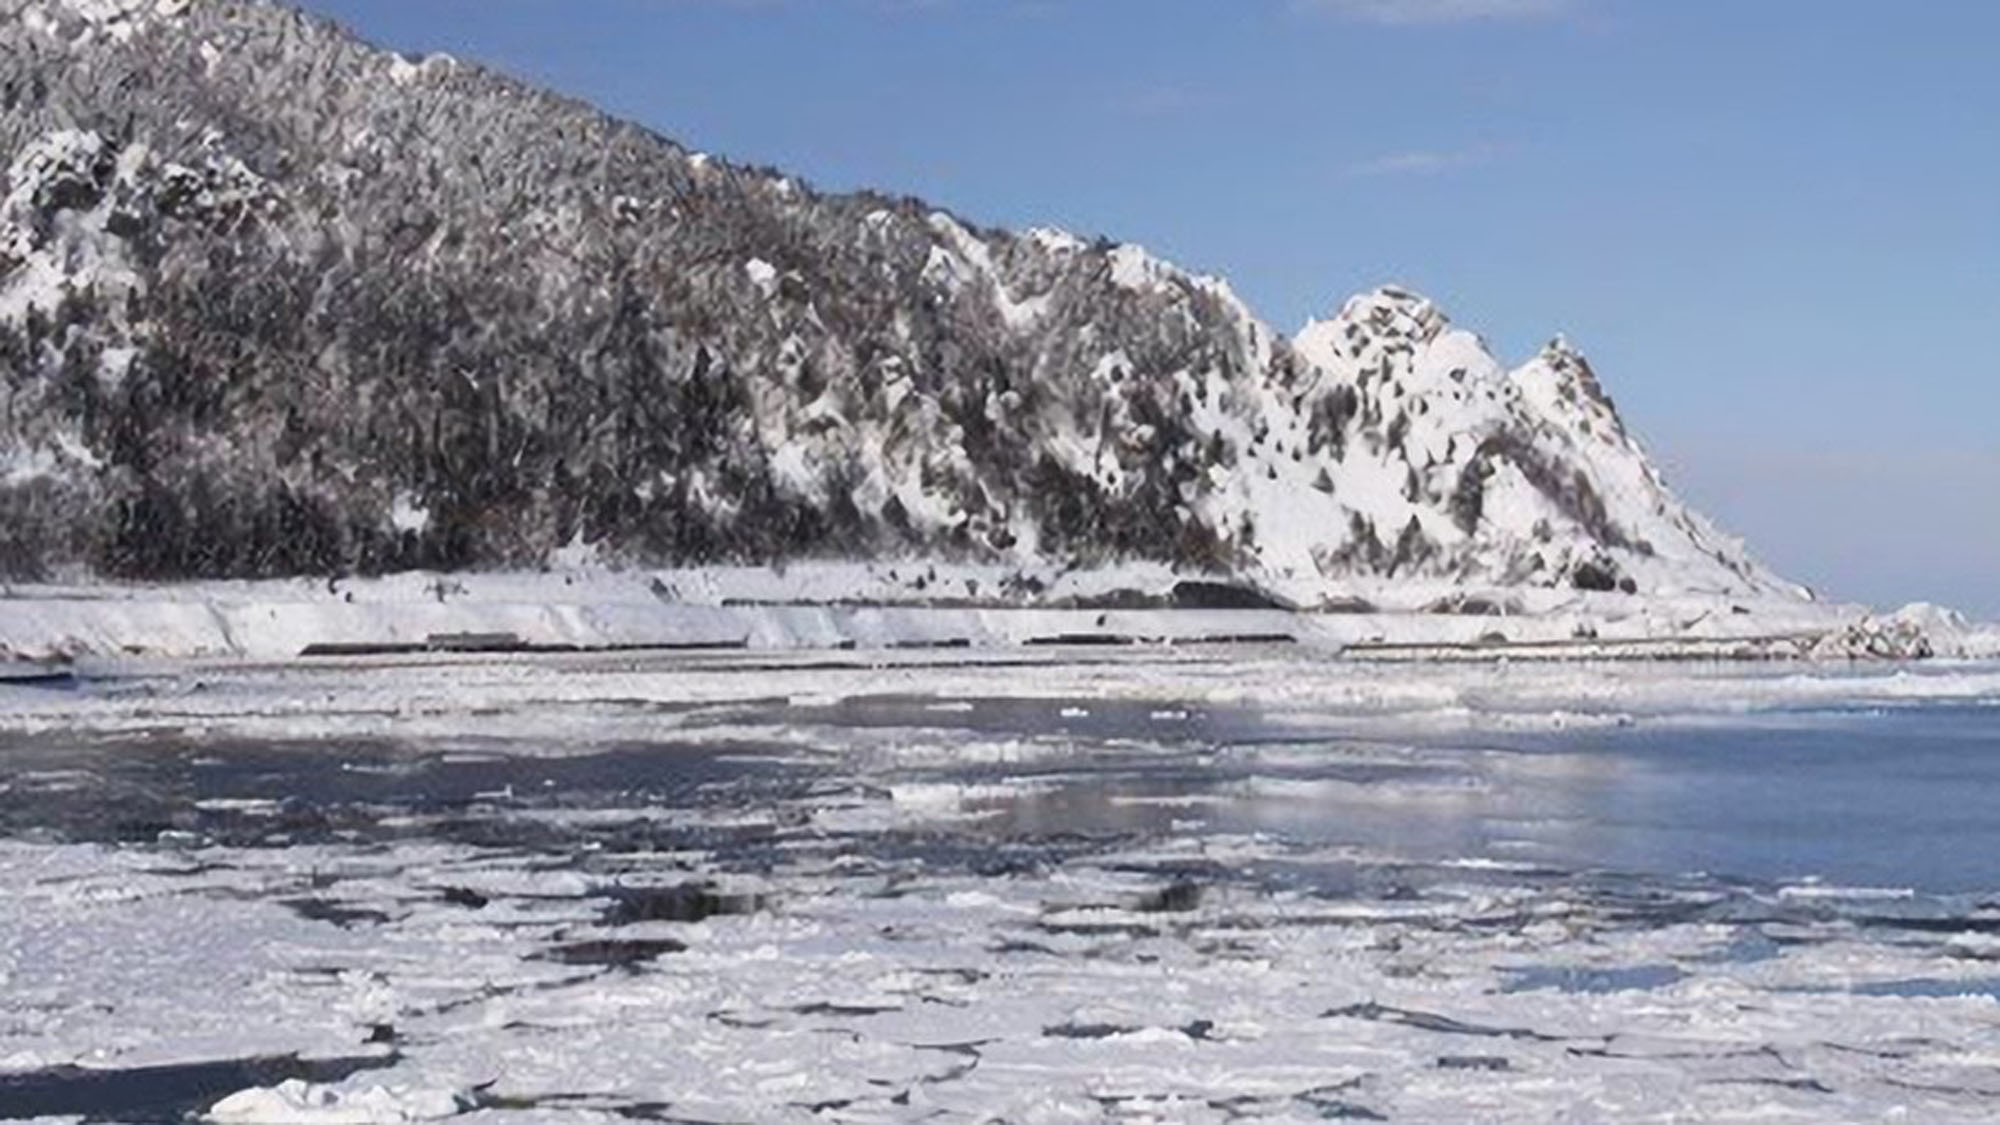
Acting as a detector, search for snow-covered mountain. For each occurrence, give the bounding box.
[0,0,1798,604]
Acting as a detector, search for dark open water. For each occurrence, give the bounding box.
[4,695,1996,895]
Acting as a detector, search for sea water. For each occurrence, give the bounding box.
[5,681,2000,1120]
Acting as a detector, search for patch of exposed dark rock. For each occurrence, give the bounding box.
[0,1052,394,1122]
[1571,558,1638,595]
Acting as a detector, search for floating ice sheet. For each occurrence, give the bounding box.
[1,662,1998,1121]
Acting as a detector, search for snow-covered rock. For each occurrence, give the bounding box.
[1277,288,1782,600]
[1815,602,1999,661]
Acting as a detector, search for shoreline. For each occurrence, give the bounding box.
[5,568,1993,667]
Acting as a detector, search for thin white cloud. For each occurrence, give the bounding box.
[1301,0,1573,25]
[1345,143,1503,178]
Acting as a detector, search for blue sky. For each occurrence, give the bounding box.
[299,0,1999,615]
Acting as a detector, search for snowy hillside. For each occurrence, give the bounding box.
[0,0,1799,605]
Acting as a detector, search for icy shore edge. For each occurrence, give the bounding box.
[3,564,1992,666]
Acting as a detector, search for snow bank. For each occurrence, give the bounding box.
[0,565,1984,666]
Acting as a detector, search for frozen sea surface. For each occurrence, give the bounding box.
[2,655,2000,1122]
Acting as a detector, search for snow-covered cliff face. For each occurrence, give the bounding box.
[1278,291,1778,598]
[0,0,1795,601]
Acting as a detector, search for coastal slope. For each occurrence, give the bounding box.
[3,0,1791,609]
